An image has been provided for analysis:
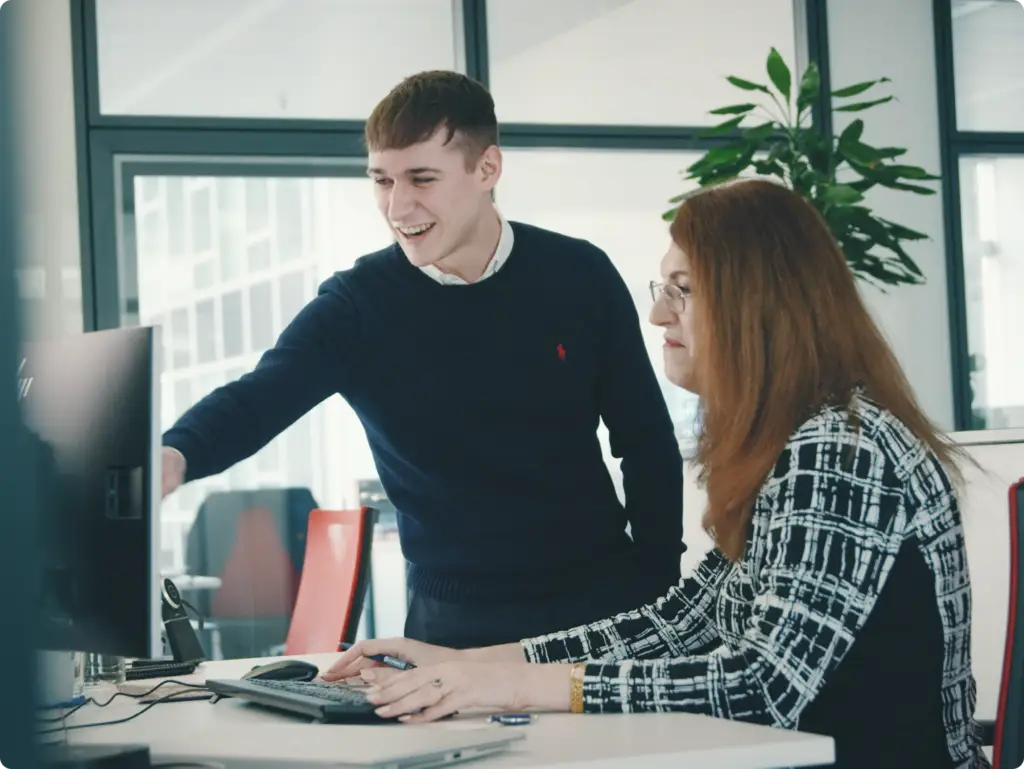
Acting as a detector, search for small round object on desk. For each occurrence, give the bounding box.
[489,713,536,726]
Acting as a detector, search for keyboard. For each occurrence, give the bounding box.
[125,660,198,681]
[249,680,375,708]
[204,677,388,723]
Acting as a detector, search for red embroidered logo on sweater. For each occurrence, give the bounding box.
[557,344,566,361]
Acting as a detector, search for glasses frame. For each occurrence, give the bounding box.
[649,280,689,314]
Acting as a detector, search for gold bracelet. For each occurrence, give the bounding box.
[569,663,586,714]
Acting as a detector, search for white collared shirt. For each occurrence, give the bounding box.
[418,210,514,285]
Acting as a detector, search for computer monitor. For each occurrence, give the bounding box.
[19,326,162,659]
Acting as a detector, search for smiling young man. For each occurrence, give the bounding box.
[161,70,684,648]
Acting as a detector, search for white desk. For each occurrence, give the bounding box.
[63,653,835,768]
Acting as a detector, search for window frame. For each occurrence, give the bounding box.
[73,0,835,335]
[933,0,1024,429]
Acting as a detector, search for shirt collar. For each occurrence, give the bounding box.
[419,209,514,286]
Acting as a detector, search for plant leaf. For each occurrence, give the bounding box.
[741,121,777,143]
[886,164,941,181]
[709,103,758,115]
[766,47,792,101]
[831,77,891,98]
[848,179,877,193]
[695,146,758,186]
[838,119,865,147]
[886,181,938,194]
[834,95,894,112]
[752,159,785,177]
[796,62,821,113]
[727,75,771,94]
[875,146,907,159]
[686,143,747,175]
[877,218,929,240]
[699,115,746,137]
[840,139,884,168]
[820,183,865,205]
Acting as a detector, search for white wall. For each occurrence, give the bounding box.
[827,0,955,430]
[949,428,1024,721]
[9,0,83,341]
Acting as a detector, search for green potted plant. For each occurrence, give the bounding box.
[667,48,940,288]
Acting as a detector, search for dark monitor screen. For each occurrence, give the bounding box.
[19,326,161,658]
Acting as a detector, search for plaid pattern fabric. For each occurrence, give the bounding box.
[522,395,988,769]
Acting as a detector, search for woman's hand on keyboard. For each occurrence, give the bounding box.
[362,660,572,723]
[319,638,460,682]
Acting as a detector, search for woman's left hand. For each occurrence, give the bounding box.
[364,661,567,723]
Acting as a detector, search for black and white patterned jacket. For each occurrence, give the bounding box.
[522,394,989,768]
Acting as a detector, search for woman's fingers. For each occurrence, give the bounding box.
[360,667,401,685]
[372,677,448,719]
[367,669,433,705]
[398,694,463,724]
[321,638,414,681]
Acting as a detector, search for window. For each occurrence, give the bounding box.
[959,155,1024,429]
[245,179,270,235]
[168,308,191,369]
[221,290,244,358]
[173,378,193,423]
[95,0,463,119]
[278,271,307,326]
[165,178,186,255]
[274,180,305,263]
[118,169,400,648]
[486,0,797,125]
[189,186,213,253]
[138,211,162,257]
[247,239,272,273]
[248,281,275,350]
[195,299,217,363]
[217,179,245,281]
[951,0,1024,132]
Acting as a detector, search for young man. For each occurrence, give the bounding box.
[162,71,684,649]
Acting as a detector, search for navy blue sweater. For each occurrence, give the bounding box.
[164,222,684,603]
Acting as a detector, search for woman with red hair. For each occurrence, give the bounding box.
[326,179,989,769]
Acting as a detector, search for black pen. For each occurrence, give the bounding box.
[338,641,416,670]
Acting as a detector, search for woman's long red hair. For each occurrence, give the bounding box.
[670,179,963,560]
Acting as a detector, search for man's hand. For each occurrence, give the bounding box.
[161,447,186,499]
[319,638,463,682]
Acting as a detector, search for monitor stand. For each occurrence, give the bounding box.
[39,743,150,769]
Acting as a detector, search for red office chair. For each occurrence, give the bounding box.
[990,477,1024,769]
[284,506,378,655]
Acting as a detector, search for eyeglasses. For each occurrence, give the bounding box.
[649,281,690,313]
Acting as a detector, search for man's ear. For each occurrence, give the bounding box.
[478,145,502,192]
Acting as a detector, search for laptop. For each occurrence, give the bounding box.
[144,717,526,769]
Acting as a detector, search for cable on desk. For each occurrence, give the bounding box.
[35,680,211,736]
[37,678,208,722]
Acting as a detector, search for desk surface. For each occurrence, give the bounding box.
[63,653,835,769]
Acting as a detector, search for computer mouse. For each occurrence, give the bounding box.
[241,659,319,682]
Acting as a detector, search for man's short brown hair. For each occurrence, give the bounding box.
[365,71,498,170]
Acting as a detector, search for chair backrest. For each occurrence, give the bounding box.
[284,506,377,655]
[994,478,1024,769]
[185,488,318,619]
